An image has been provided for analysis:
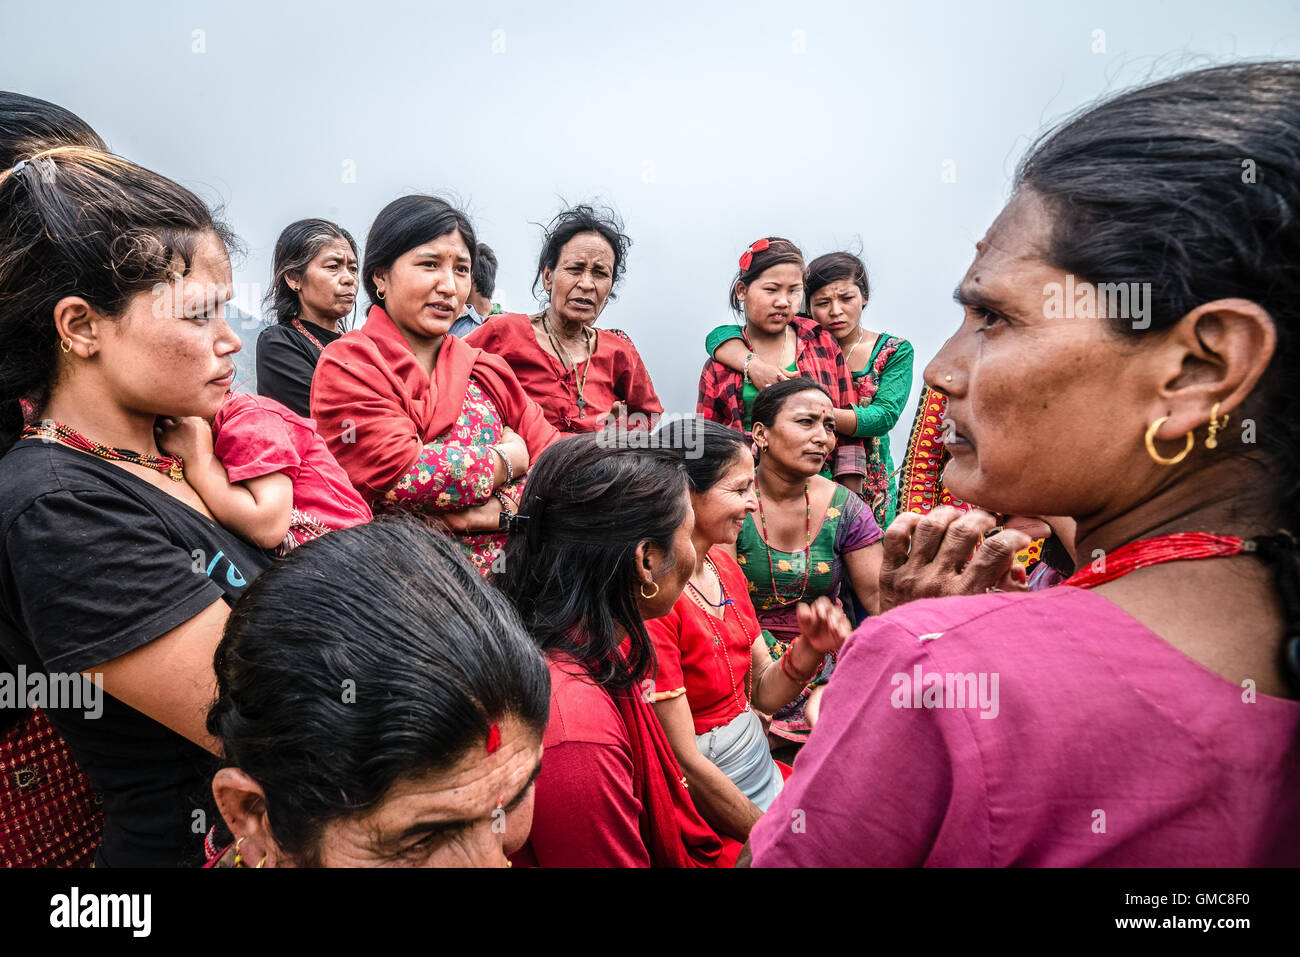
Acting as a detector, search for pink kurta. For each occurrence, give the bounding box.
[749,586,1300,866]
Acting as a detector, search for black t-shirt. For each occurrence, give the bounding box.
[255,320,341,418]
[0,440,272,866]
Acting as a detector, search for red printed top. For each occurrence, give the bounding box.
[465,313,662,433]
[645,548,760,735]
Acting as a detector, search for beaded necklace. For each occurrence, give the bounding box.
[754,478,813,605]
[1062,533,1251,589]
[22,419,184,481]
[685,556,753,712]
[291,318,326,351]
[536,312,594,419]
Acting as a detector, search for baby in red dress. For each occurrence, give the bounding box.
[156,392,371,555]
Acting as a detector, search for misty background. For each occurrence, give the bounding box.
[3,0,1298,453]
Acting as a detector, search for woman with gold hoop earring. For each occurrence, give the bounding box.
[752,61,1300,868]
[497,434,727,867]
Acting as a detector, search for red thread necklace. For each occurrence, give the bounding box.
[1062,532,1251,589]
[22,419,184,482]
[754,479,813,605]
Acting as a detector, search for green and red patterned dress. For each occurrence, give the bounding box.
[734,484,883,743]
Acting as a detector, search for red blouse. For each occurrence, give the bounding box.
[511,654,722,868]
[646,548,760,735]
[465,313,662,433]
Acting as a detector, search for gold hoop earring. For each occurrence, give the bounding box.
[1144,416,1194,466]
[1205,402,1229,450]
[234,835,247,868]
[640,580,660,600]
[376,288,385,301]
[60,338,72,353]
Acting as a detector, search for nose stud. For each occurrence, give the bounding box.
[945,376,952,382]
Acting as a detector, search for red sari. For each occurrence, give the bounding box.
[465,313,662,433]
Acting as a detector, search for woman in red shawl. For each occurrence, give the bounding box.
[497,434,725,867]
[310,196,559,575]
[465,204,662,433]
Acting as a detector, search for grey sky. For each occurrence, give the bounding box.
[4,0,1298,452]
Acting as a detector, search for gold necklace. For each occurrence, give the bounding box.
[537,312,594,418]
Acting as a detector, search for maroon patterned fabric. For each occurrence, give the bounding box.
[0,708,103,867]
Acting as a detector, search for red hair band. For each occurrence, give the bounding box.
[738,238,771,272]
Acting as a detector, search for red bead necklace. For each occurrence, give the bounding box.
[21,419,185,482]
[291,318,326,351]
[754,479,813,605]
[685,557,753,712]
[1062,532,1250,589]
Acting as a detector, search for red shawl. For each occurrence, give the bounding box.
[611,681,724,868]
[309,306,561,503]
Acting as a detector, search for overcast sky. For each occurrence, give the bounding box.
[4,0,1298,451]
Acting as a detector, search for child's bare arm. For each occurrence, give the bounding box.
[157,416,294,550]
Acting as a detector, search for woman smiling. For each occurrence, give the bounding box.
[646,417,853,842]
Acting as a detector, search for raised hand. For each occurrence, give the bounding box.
[878,506,1035,612]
